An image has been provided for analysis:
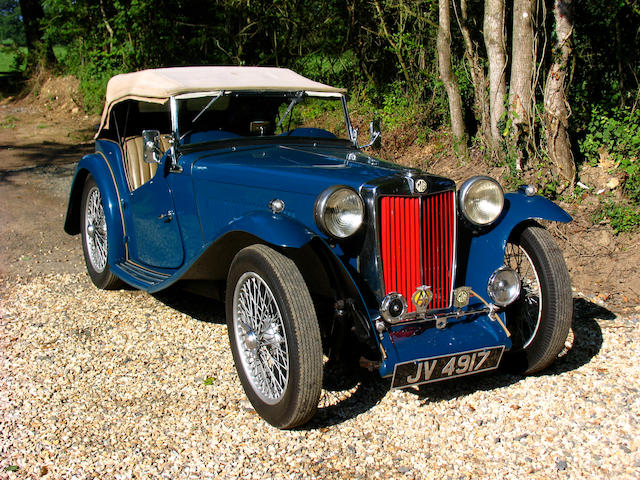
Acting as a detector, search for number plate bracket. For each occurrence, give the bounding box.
[391,346,505,389]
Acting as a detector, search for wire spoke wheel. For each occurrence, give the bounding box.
[504,242,542,350]
[233,272,289,404]
[502,225,572,374]
[80,175,123,290]
[84,186,108,273]
[226,245,322,429]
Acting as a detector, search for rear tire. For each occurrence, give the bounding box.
[226,245,322,429]
[80,175,123,290]
[503,225,572,373]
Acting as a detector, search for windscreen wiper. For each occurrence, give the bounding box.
[193,93,223,123]
[276,92,304,131]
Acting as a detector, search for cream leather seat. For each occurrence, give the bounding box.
[123,135,173,191]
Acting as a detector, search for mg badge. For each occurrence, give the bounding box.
[415,179,428,193]
[411,286,433,313]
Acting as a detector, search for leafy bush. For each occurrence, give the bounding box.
[293,51,359,89]
[592,201,640,234]
[58,40,127,113]
[579,106,640,203]
[348,81,430,138]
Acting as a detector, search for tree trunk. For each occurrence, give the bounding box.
[544,0,576,183]
[483,0,507,151]
[458,0,492,153]
[510,0,535,170]
[19,0,56,70]
[615,14,625,108]
[438,0,467,154]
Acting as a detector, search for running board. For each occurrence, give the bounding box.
[114,261,171,290]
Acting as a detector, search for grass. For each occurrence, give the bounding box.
[1,115,18,128]
[0,45,67,73]
[0,45,26,72]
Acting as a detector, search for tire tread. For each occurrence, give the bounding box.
[510,225,572,374]
[226,244,322,429]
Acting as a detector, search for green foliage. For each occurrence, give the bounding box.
[378,81,421,130]
[499,159,520,191]
[578,106,640,203]
[4,0,632,200]
[0,44,25,72]
[293,51,359,89]
[570,3,639,125]
[1,114,17,128]
[0,44,65,73]
[592,201,640,234]
[452,58,474,114]
[0,0,25,45]
[66,46,125,113]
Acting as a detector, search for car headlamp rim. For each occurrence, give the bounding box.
[458,175,505,226]
[487,266,521,307]
[314,185,364,239]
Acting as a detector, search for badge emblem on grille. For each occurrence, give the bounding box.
[411,286,433,312]
[415,179,428,193]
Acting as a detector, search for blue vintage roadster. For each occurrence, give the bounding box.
[65,66,572,428]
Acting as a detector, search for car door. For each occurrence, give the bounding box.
[126,155,185,269]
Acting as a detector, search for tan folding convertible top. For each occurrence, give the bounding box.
[98,66,346,135]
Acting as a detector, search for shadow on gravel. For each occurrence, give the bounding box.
[153,286,392,428]
[152,288,226,325]
[149,290,612,426]
[404,297,610,404]
[303,365,392,429]
[549,297,611,374]
[0,140,93,184]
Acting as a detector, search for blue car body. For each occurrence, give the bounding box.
[65,67,571,396]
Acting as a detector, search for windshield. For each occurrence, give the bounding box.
[176,92,350,145]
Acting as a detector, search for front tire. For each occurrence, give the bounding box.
[226,245,323,429]
[503,225,572,373]
[80,175,123,290]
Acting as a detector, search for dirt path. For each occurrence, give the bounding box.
[0,82,96,278]
[0,79,638,316]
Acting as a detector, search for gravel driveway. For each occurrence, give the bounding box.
[0,104,638,478]
[1,272,638,479]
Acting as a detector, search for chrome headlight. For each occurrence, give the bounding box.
[487,267,521,306]
[314,186,364,238]
[459,176,504,225]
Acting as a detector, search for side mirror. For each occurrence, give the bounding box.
[361,119,381,149]
[142,129,163,164]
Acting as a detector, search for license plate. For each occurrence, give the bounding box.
[391,346,505,389]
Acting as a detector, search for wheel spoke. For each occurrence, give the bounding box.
[232,271,289,404]
[505,241,543,350]
[84,187,108,272]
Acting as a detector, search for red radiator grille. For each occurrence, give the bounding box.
[379,191,456,311]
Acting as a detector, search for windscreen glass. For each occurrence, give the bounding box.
[177,92,349,144]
